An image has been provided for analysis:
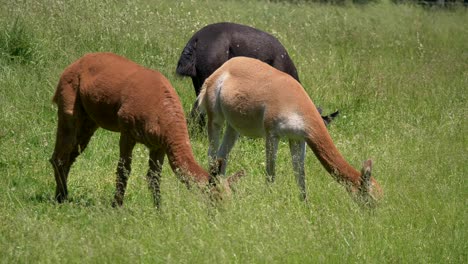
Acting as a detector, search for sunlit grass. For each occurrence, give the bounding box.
[0,0,466,262]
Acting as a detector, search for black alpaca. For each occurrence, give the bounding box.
[176,22,338,128]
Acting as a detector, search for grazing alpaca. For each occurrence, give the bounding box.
[176,22,338,128]
[198,57,382,204]
[50,52,243,207]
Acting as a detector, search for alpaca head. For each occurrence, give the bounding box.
[349,159,383,207]
[208,159,245,201]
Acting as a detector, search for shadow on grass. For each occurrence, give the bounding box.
[28,192,97,207]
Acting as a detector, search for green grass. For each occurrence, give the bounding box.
[0,0,466,262]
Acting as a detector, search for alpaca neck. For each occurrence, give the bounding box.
[157,94,210,185]
[306,128,361,187]
[163,132,210,185]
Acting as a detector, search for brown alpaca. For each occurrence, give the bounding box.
[50,52,243,207]
[199,57,383,204]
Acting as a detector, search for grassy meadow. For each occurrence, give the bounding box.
[0,0,466,262]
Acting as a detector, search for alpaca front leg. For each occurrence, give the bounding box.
[112,134,136,207]
[265,133,280,183]
[289,139,307,201]
[216,125,239,175]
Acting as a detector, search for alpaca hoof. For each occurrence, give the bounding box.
[111,200,123,208]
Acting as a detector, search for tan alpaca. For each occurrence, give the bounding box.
[50,52,243,207]
[199,57,382,204]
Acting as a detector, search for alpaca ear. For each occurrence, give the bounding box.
[317,107,323,115]
[321,110,339,126]
[330,110,340,119]
[227,170,245,186]
[361,159,373,190]
[209,158,245,187]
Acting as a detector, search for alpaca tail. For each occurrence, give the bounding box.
[52,82,61,105]
[52,60,81,108]
[176,37,197,77]
[197,81,208,114]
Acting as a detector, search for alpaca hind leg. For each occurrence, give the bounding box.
[60,117,97,201]
[191,76,203,96]
[50,113,77,202]
[190,77,206,129]
[265,133,280,183]
[67,117,98,172]
[289,139,307,201]
[207,118,223,163]
[216,125,239,175]
[112,133,136,207]
[146,148,165,209]
[189,100,206,129]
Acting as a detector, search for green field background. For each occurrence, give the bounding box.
[0,0,466,262]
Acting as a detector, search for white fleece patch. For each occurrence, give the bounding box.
[211,72,229,112]
[277,112,305,138]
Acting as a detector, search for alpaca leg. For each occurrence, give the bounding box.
[265,133,280,183]
[207,118,223,162]
[216,125,239,175]
[146,148,165,209]
[112,133,136,207]
[59,117,97,200]
[67,117,97,173]
[289,139,307,201]
[190,77,206,128]
[191,76,203,96]
[189,99,205,129]
[50,113,77,202]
